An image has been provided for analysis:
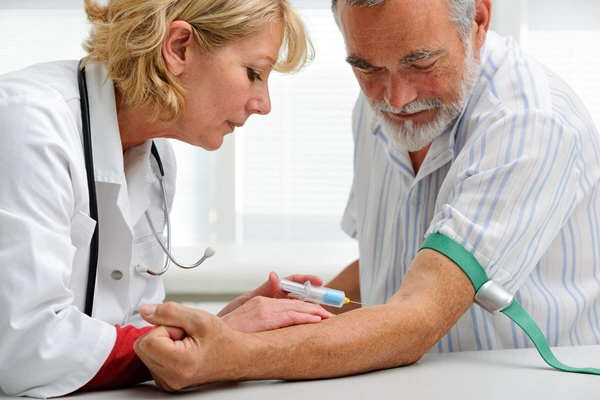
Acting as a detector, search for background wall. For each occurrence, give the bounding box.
[2,1,599,312]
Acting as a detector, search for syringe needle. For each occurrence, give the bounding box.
[348,300,371,307]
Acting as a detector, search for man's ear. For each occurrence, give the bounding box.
[471,0,491,55]
[162,20,195,77]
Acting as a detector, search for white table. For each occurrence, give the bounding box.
[2,345,599,399]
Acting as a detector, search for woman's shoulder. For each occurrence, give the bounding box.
[0,60,84,168]
[0,60,80,104]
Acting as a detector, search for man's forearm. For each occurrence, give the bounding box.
[135,249,475,390]
[236,249,475,381]
[242,303,429,380]
[325,259,361,313]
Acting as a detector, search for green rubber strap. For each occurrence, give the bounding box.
[420,233,600,375]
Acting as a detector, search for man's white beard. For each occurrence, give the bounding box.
[371,38,480,152]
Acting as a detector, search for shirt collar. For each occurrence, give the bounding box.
[367,102,461,181]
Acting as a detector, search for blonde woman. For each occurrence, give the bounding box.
[0,0,331,397]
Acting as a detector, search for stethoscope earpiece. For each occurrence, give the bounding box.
[135,263,148,273]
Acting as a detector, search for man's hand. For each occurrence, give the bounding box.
[134,303,244,391]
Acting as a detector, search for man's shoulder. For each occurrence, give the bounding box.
[472,32,593,132]
[478,32,551,112]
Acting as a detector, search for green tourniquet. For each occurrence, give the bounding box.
[420,232,600,375]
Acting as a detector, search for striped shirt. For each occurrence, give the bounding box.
[341,31,600,351]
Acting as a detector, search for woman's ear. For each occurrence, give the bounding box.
[162,20,195,76]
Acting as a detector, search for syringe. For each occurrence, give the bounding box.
[279,279,354,308]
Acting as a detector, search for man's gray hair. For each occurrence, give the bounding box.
[331,0,476,40]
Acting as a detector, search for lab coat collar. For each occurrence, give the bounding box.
[85,62,125,185]
[85,62,154,229]
[123,141,155,227]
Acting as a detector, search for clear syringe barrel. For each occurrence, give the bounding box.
[279,279,347,308]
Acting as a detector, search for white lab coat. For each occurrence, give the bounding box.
[0,61,176,397]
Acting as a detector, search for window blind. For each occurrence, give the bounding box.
[525,0,600,129]
[240,8,359,242]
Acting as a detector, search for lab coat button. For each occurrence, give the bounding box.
[111,270,123,280]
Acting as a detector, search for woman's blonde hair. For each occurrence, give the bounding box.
[82,0,314,122]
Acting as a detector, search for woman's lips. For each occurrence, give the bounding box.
[227,121,241,132]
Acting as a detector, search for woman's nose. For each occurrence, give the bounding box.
[248,87,272,115]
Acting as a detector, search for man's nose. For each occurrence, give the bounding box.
[384,74,418,110]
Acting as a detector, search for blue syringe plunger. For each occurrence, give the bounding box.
[279,279,350,308]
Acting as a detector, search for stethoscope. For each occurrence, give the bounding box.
[77,62,214,316]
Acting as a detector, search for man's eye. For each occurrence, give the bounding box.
[355,67,380,75]
[412,59,438,71]
[247,68,262,82]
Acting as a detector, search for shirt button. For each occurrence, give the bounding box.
[111,270,123,280]
[410,197,418,206]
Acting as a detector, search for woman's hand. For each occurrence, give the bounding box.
[217,271,332,333]
[216,271,323,317]
[219,296,333,333]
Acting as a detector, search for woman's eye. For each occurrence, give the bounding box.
[247,67,262,82]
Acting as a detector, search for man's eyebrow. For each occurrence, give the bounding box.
[346,49,446,70]
[400,49,445,64]
[345,55,377,70]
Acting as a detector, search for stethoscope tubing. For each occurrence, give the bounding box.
[78,61,213,316]
[143,178,213,275]
[78,62,100,317]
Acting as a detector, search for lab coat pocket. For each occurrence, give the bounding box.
[70,211,96,250]
[132,216,165,255]
[132,216,166,276]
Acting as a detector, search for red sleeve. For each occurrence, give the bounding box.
[79,324,154,391]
